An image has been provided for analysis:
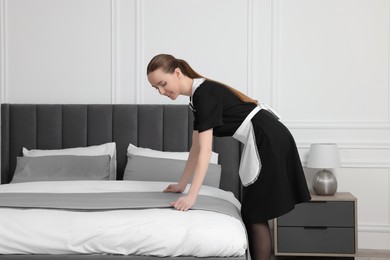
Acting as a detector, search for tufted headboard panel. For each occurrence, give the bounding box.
[1,104,242,199]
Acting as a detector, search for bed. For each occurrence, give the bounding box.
[0,104,247,260]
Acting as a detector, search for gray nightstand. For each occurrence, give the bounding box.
[274,192,357,259]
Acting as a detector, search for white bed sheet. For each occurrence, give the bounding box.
[0,181,247,257]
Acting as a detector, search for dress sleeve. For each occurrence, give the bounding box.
[193,89,223,132]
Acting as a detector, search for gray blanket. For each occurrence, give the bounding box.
[0,192,241,220]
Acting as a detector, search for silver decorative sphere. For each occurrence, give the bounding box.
[312,170,337,196]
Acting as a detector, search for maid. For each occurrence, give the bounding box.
[146,54,311,260]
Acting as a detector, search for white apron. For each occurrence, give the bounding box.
[232,103,280,186]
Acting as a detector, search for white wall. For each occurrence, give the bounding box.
[1,0,389,250]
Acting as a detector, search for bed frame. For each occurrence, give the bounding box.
[0,104,245,260]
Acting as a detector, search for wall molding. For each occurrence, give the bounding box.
[360,224,390,233]
[286,122,390,129]
[111,0,118,104]
[388,0,390,123]
[270,0,279,110]
[302,160,390,169]
[298,142,390,150]
[339,162,390,168]
[0,0,6,103]
[134,0,142,104]
[246,0,253,98]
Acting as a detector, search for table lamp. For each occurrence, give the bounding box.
[306,143,341,196]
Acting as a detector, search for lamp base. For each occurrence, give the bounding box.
[312,169,338,196]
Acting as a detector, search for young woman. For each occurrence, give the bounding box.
[146,54,311,260]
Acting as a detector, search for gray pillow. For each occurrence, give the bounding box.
[12,155,111,183]
[123,155,221,188]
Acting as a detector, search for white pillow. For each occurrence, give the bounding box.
[22,142,117,180]
[127,143,219,164]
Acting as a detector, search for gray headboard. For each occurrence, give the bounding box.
[1,104,242,199]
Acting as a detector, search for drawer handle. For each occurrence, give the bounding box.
[303,226,328,230]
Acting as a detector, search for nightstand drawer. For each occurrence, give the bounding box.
[278,201,354,227]
[277,227,355,254]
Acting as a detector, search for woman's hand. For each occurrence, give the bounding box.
[169,195,197,211]
[163,183,185,193]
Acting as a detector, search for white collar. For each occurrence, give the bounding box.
[191,78,206,97]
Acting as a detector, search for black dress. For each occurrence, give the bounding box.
[191,80,311,223]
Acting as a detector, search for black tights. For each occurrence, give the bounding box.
[245,221,272,260]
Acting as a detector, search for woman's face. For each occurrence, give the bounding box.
[147,68,182,100]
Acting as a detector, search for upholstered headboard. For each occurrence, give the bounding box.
[1,104,242,199]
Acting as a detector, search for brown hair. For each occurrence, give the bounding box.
[147,54,258,105]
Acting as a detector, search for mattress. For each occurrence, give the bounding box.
[0,180,247,257]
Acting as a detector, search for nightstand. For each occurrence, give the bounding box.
[274,192,357,258]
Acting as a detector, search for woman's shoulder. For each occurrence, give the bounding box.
[197,79,228,94]
[194,79,235,99]
[201,79,225,87]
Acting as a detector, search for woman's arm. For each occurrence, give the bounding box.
[163,131,200,193]
[169,128,213,211]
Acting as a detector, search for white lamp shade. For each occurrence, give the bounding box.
[306,143,341,169]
